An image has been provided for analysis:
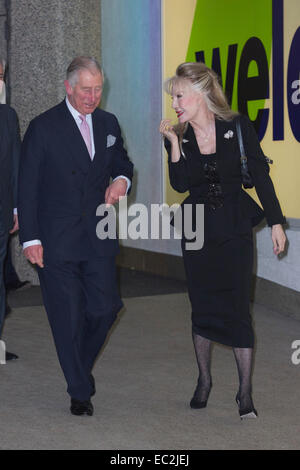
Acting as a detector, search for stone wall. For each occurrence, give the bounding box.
[0,0,7,62]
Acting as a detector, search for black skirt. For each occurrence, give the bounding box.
[182,187,254,349]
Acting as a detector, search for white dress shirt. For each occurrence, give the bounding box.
[0,80,6,105]
[23,98,130,249]
[65,97,96,158]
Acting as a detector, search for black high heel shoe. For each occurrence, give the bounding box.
[235,393,258,419]
[190,379,212,409]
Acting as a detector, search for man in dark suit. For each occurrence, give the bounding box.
[18,56,133,415]
[0,99,20,362]
[0,58,30,314]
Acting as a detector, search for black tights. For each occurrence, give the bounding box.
[192,332,254,409]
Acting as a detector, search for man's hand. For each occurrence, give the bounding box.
[9,214,19,234]
[105,178,127,206]
[24,245,44,268]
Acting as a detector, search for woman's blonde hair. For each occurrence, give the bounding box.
[164,62,238,143]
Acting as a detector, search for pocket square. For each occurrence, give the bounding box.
[107,134,116,148]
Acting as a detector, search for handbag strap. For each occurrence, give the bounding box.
[236,117,254,189]
[236,118,247,163]
[236,117,273,165]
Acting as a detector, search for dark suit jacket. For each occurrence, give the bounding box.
[166,114,285,227]
[18,100,133,261]
[0,104,20,231]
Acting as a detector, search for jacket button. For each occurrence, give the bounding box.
[72,170,76,175]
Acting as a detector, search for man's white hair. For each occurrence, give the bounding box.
[66,56,103,88]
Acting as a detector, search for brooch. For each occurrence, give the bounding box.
[224,130,234,139]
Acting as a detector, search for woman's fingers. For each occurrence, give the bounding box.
[271,225,286,255]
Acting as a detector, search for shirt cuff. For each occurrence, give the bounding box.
[113,175,131,194]
[13,208,17,215]
[23,240,42,249]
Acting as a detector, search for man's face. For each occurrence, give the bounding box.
[64,68,103,115]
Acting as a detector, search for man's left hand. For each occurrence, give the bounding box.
[105,178,127,206]
[9,214,19,234]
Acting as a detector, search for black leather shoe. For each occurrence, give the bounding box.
[70,399,94,416]
[6,351,19,361]
[235,394,258,419]
[190,378,212,409]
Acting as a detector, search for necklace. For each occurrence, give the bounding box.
[194,123,215,142]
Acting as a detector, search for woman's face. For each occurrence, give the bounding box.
[171,80,204,123]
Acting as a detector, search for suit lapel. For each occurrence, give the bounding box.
[215,117,237,175]
[56,101,92,172]
[184,118,237,180]
[215,118,236,153]
[0,105,6,158]
[91,109,107,166]
[184,120,224,158]
[56,102,111,177]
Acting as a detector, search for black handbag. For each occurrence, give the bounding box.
[236,119,273,189]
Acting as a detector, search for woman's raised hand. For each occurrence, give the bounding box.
[159,119,177,142]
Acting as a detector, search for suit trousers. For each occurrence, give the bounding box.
[38,256,122,401]
[0,208,9,337]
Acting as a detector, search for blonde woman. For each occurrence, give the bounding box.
[160,62,286,419]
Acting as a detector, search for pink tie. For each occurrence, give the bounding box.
[79,114,92,158]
